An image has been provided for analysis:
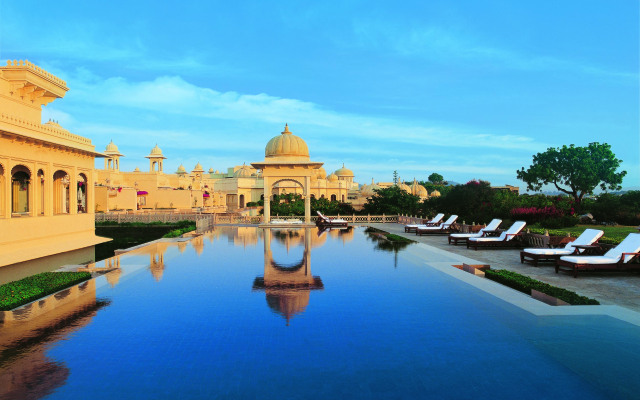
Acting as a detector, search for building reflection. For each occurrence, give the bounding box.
[253,228,323,326]
[0,279,110,399]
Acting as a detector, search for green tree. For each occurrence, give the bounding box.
[362,186,421,215]
[516,142,626,211]
[428,172,444,184]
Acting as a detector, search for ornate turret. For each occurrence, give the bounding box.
[104,140,123,171]
[145,144,166,172]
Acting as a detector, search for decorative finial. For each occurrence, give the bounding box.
[372,178,375,184]
[282,124,291,134]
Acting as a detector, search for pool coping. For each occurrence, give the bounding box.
[403,241,640,327]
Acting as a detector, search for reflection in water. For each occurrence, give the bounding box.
[0,280,109,400]
[364,228,414,268]
[253,228,323,326]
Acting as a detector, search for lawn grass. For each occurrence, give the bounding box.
[528,224,638,244]
[0,272,92,311]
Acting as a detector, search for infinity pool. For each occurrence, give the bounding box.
[1,226,640,399]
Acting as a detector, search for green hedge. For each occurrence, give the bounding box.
[484,269,599,305]
[364,227,416,243]
[163,225,196,238]
[0,272,92,311]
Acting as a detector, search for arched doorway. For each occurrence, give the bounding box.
[11,165,31,215]
[239,194,245,208]
[53,170,70,214]
[330,194,337,201]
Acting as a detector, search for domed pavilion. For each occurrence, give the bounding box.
[251,124,323,224]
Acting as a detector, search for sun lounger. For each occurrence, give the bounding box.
[466,221,526,250]
[404,213,444,232]
[416,215,458,235]
[556,233,640,277]
[520,229,604,266]
[448,219,502,245]
[316,211,348,227]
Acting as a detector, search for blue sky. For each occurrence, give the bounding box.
[1,0,638,189]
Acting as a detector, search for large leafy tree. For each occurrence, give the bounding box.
[516,142,626,210]
[362,186,421,215]
[428,172,444,184]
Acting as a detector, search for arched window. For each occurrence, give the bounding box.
[11,165,31,215]
[53,170,70,214]
[239,194,245,208]
[330,194,337,201]
[310,194,315,199]
[342,195,345,202]
[260,194,264,201]
[37,169,45,215]
[77,173,88,213]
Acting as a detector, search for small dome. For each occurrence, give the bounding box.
[208,168,214,173]
[193,162,203,172]
[361,178,381,197]
[234,164,254,178]
[177,164,187,174]
[133,167,140,172]
[396,178,411,193]
[105,140,119,153]
[316,167,327,179]
[265,124,310,159]
[327,173,338,182]
[334,163,354,177]
[150,144,163,155]
[410,179,429,198]
[430,190,441,197]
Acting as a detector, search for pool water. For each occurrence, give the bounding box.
[1,226,640,399]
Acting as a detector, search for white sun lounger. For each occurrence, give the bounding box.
[556,233,640,277]
[520,228,604,266]
[448,219,502,245]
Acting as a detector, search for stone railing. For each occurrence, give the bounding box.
[97,213,399,230]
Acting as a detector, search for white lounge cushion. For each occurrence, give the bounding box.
[522,248,575,256]
[418,215,458,230]
[560,233,640,264]
[559,256,620,265]
[451,218,503,239]
[469,221,526,242]
[562,229,604,250]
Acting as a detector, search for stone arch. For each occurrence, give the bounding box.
[271,178,306,196]
[77,173,88,213]
[11,165,31,214]
[53,170,71,214]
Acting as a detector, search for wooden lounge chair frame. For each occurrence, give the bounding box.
[520,229,604,267]
[556,253,640,278]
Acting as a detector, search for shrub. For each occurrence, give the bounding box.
[484,269,599,305]
[0,272,92,311]
[163,224,196,238]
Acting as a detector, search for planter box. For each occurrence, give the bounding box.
[462,263,491,277]
[531,289,569,306]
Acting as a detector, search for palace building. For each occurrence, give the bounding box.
[0,60,109,281]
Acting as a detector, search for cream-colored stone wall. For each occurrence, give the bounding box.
[0,60,108,268]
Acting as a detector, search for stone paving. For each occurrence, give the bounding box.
[372,223,640,312]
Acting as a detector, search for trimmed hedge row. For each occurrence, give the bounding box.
[163,225,196,238]
[0,272,92,311]
[484,269,599,305]
[97,220,195,228]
